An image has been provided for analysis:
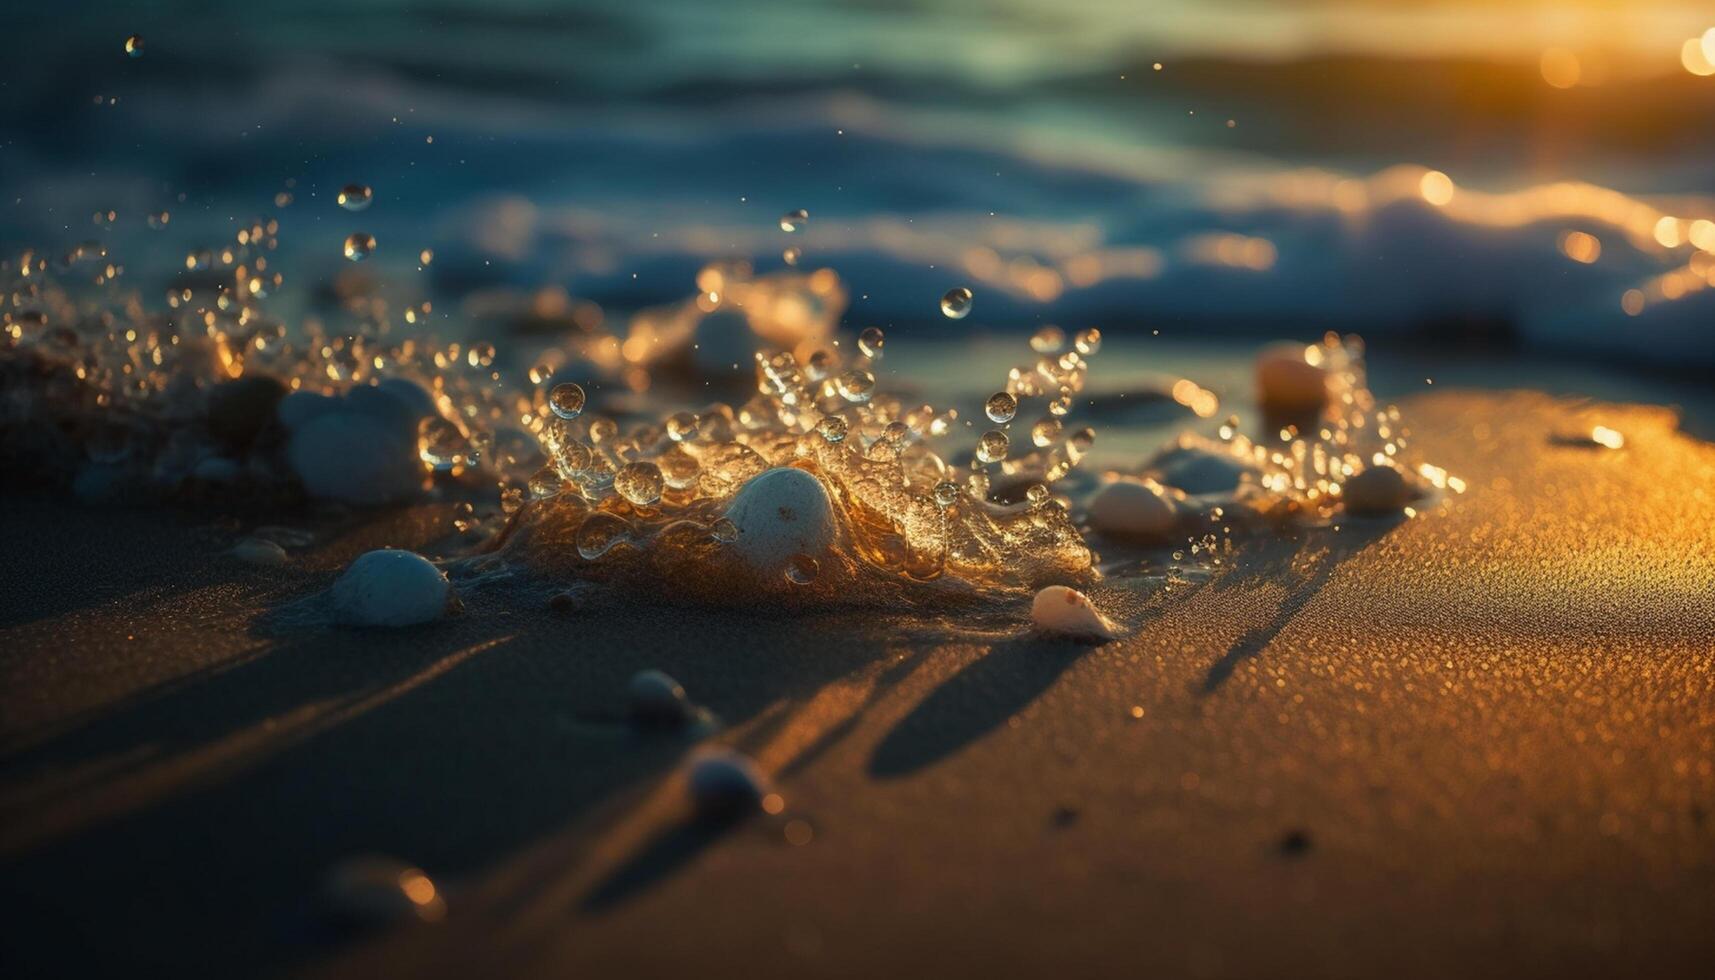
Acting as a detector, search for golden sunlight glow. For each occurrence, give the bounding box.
[1558,230,1602,264]
[1539,48,1581,88]
[1419,171,1455,207]
[1685,37,1715,76]
[1591,426,1626,449]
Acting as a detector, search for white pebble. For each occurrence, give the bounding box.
[723,467,836,576]
[628,669,693,726]
[686,748,768,820]
[230,537,288,566]
[332,549,450,627]
[1255,341,1329,413]
[1031,585,1118,641]
[1086,478,1177,541]
[1341,464,1414,516]
[323,855,445,925]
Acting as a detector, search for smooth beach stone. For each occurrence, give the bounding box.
[287,411,422,504]
[323,855,446,925]
[372,377,440,424]
[193,456,241,483]
[1086,477,1177,541]
[723,467,836,575]
[204,375,286,449]
[687,748,768,820]
[1147,445,1255,495]
[332,549,450,627]
[1031,585,1117,641]
[276,390,340,431]
[628,669,694,726]
[1342,464,1414,516]
[230,537,288,566]
[1255,341,1330,413]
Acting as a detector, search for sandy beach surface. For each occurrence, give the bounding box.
[2,383,1713,978]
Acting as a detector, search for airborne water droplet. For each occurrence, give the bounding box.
[780,208,808,233]
[836,370,875,404]
[1030,325,1065,353]
[124,35,144,58]
[343,232,375,261]
[785,554,819,585]
[1031,417,1062,448]
[817,415,849,443]
[1074,328,1102,356]
[614,461,665,506]
[666,411,700,443]
[782,246,801,266]
[940,287,973,319]
[337,184,374,212]
[548,382,586,420]
[984,391,1018,424]
[976,429,1009,464]
[857,327,884,359]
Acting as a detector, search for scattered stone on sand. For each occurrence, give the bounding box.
[687,748,769,820]
[230,537,288,566]
[279,381,438,505]
[204,375,287,450]
[628,669,694,727]
[1147,445,1256,495]
[332,549,450,627]
[323,855,446,925]
[1341,463,1414,516]
[547,590,578,613]
[1255,341,1330,414]
[723,467,836,576]
[1086,477,1177,541]
[1031,585,1117,641]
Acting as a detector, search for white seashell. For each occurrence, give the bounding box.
[723,467,836,576]
[1031,585,1118,641]
[332,549,450,627]
[230,537,288,566]
[1255,341,1330,413]
[686,748,768,820]
[323,855,445,925]
[1341,464,1414,515]
[1086,477,1177,541]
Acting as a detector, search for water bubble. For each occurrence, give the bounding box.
[976,429,1010,463]
[782,246,801,266]
[785,554,819,585]
[343,232,375,261]
[857,327,885,359]
[984,391,1018,424]
[1025,484,1050,504]
[817,414,849,443]
[338,185,374,211]
[780,208,809,233]
[576,513,632,560]
[418,416,472,471]
[940,287,973,319]
[124,35,144,58]
[1074,328,1102,356]
[548,382,586,420]
[1048,392,1073,416]
[836,369,875,404]
[666,411,700,442]
[1030,417,1062,448]
[804,349,834,381]
[1030,326,1065,353]
[614,461,665,506]
[933,481,961,507]
[1069,426,1096,451]
[710,517,739,543]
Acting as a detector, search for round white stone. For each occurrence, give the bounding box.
[332,549,450,627]
[723,467,836,575]
[1086,478,1178,541]
[1031,585,1117,641]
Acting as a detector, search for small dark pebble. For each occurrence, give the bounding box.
[548,591,577,613]
[1278,829,1313,857]
[205,375,287,449]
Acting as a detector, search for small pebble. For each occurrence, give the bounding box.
[1147,446,1255,495]
[687,748,768,820]
[323,855,446,925]
[1085,478,1177,541]
[1255,342,1329,414]
[204,375,286,449]
[1031,585,1117,641]
[1342,464,1413,516]
[723,467,836,577]
[230,537,288,566]
[547,591,578,613]
[628,669,694,727]
[332,549,450,627]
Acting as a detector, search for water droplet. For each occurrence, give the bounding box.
[985,391,1018,424]
[548,382,586,420]
[977,429,1009,463]
[933,481,961,507]
[1030,326,1065,353]
[817,414,849,443]
[576,513,632,560]
[1026,484,1050,504]
[666,411,700,442]
[124,35,144,58]
[1074,328,1102,356]
[782,246,801,266]
[338,185,374,212]
[418,416,472,471]
[1069,426,1096,451]
[785,554,819,585]
[343,232,375,261]
[836,370,875,404]
[780,208,809,233]
[710,518,739,543]
[804,349,834,381]
[940,287,973,319]
[1031,417,1062,448]
[857,327,884,359]
[614,461,665,506]
[419,249,434,266]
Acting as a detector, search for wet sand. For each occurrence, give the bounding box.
[2,387,1713,978]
